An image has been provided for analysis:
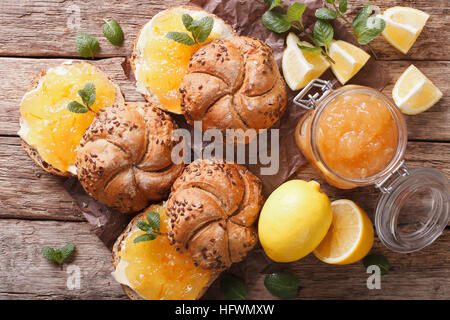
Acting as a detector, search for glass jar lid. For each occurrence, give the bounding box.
[375,165,449,253]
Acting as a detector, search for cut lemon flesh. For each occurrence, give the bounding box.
[380,7,429,54]
[392,64,442,115]
[119,204,212,300]
[329,40,370,85]
[19,62,120,173]
[282,33,330,90]
[134,7,234,113]
[314,199,374,265]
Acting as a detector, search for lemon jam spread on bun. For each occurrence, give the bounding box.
[112,204,216,300]
[19,61,124,176]
[131,5,235,114]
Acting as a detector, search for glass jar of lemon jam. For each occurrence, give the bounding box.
[294,79,449,253]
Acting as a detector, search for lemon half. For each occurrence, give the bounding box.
[314,199,374,265]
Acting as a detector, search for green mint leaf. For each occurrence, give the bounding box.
[264,0,283,11]
[166,32,196,46]
[315,8,338,20]
[146,211,160,231]
[136,220,151,232]
[134,233,157,244]
[75,32,100,59]
[182,14,194,31]
[352,3,373,34]
[262,11,291,34]
[78,82,96,107]
[339,0,348,13]
[325,0,335,4]
[193,16,214,43]
[363,254,390,275]
[60,243,76,261]
[286,3,306,23]
[67,101,89,113]
[313,19,334,47]
[41,247,58,263]
[102,19,124,46]
[220,274,248,300]
[264,273,299,299]
[298,44,322,54]
[355,16,385,45]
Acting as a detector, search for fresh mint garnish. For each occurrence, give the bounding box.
[102,19,124,46]
[264,273,299,299]
[363,254,390,275]
[166,14,214,46]
[41,243,76,265]
[75,32,100,59]
[314,1,385,57]
[67,82,96,114]
[262,1,335,63]
[220,274,248,300]
[134,211,162,243]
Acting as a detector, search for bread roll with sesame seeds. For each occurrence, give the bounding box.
[180,37,287,144]
[76,102,185,214]
[166,158,264,270]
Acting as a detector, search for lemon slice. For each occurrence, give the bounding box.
[379,7,429,54]
[314,199,374,265]
[328,40,370,85]
[392,64,442,115]
[282,33,330,90]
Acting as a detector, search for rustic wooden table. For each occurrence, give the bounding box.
[0,0,448,300]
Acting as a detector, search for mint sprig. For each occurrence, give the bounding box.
[41,243,76,266]
[363,254,390,275]
[220,274,248,300]
[67,82,96,114]
[166,14,214,46]
[262,1,335,63]
[315,1,385,57]
[134,211,162,243]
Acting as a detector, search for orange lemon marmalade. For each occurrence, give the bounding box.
[120,205,211,300]
[136,11,221,113]
[317,92,398,179]
[20,62,118,173]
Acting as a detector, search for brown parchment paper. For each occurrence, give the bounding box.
[65,0,388,259]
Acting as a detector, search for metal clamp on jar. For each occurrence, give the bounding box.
[294,79,449,253]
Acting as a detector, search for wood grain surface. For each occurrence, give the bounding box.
[0,0,448,300]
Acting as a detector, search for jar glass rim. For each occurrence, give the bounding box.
[310,85,408,186]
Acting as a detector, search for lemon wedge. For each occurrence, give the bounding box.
[392,64,442,115]
[314,199,374,265]
[379,7,429,54]
[282,33,330,90]
[328,40,370,85]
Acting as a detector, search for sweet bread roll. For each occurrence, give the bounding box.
[166,159,264,270]
[76,102,184,214]
[180,37,287,143]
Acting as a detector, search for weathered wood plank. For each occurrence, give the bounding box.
[0,58,448,141]
[0,219,126,300]
[0,218,447,299]
[1,135,449,223]
[0,0,447,61]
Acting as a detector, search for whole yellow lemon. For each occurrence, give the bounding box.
[258,180,332,262]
